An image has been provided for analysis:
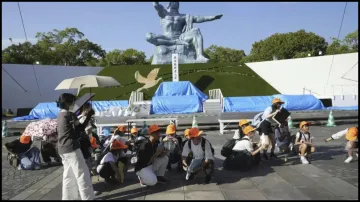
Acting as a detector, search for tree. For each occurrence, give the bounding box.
[344,29,358,51]
[204,45,246,63]
[35,28,106,66]
[247,29,328,62]
[327,29,358,55]
[2,42,39,64]
[99,48,147,66]
[2,28,106,66]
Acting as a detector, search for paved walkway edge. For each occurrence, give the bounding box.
[10,167,63,200]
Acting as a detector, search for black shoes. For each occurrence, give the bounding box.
[270,153,278,159]
[157,176,169,184]
[262,153,269,160]
[204,175,212,184]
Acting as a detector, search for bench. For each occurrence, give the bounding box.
[126,118,178,133]
[218,119,251,135]
[95,118,178,138]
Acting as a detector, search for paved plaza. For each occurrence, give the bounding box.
[2,124,358,200]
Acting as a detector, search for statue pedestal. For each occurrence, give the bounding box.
[151,44,200,65]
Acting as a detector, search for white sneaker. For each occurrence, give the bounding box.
[300,156,309,164]
[186,172,191,180]
[344,156,353,163]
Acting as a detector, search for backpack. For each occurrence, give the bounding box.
[252,112,264,128]
[187,137,215,156]
[130,137,148,165]
[7,152,20,168]
[221,139,237,157]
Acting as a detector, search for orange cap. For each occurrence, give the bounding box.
[20,135,31,144]
[346,127,358,141]
[272,98,285,104]
[184,129,190,137]
[131,127,138,134]
[243,125,256,135]
[166,124,176,135]
[90,136,98,149]
[188,128,203,138]
[148,124,160,134]
[117,125,127,132]
[299,121,311,129]
[110,140,128,150]
[239,119,251,127]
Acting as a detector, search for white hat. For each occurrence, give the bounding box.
[233,130,240,139]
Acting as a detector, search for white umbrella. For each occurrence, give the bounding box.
[55,75,121,95]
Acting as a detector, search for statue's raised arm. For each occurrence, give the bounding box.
[153,2,167,18]
[193,14,223,23]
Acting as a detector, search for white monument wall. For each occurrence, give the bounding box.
[246,53,358,101]
[2,64,104,114]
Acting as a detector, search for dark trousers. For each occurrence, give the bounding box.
[41,141,61,163]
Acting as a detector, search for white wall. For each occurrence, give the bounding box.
[2,64,104,113]
[246,53,358,99]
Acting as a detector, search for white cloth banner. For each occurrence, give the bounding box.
[172,54,179,82]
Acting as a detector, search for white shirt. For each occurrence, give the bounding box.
[96,152,120,173]
[275,128,289,147]
[331,128,358,142]
[232,136,253,152]
[295,131,310,143]
[182,139,214,160]
[261,106,275,123]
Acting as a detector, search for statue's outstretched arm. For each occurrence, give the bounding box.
[153,2,166,18]
[193,14,223,23]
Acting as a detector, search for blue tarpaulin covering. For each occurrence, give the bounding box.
[274,94,325,111]
[151,95,203,114]
[326,106,358,110]
[224,94,325,112]
[154,81,208,102]
[13,100,129,121]
[224,96,274,112]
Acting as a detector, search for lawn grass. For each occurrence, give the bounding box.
[78,63,279,100]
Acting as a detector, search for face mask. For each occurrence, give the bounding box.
[69,104,75,111]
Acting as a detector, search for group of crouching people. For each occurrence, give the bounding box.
[4,95,358,200]
[98,124,216,186]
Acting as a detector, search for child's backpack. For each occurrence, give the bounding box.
[221,139,237,157]
[7,152,20,168]
[252,112,264,129]
[187,137,215,156]
[130,136,148,165]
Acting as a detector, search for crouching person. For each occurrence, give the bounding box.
[163,124,182,171]
[182,128,215,184]
[224,125,263,171]
[274,121,291,162]
[135,124,169,187]
[295,121,315,164]
[325,127,358,163]
[96,140,128,184]
[5,135,42,170]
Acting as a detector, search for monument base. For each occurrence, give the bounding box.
[151,44,207,65]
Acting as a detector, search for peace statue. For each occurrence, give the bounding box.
[146,2,223,65]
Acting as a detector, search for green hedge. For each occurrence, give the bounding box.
[78,63,279,100]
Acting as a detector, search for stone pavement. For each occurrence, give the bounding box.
[4,124,358,200]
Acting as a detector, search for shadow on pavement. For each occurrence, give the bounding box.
[95,156,276,200]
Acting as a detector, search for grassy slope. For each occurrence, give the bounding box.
[79,63,279,101]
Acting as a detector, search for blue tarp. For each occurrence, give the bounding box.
[326,106,358,110]
[151,95,203,114]
[224,94,325,112]
[154,81,208,102]
[273,94,325,111]
[14,100,129,121]
[224,96,274,112]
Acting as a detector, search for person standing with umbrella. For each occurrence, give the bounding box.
[56,93,96,200]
